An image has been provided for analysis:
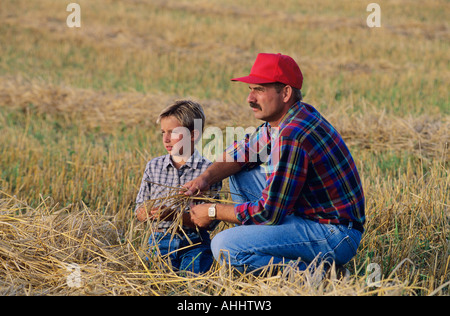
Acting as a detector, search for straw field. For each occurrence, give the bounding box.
[0,0,449,296]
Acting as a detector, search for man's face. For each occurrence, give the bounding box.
[247,83,286,126]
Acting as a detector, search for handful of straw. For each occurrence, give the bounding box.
[140,181,234,245]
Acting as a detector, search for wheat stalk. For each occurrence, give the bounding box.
[141,181,235,245]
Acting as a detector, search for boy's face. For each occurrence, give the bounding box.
[160,116,194,158]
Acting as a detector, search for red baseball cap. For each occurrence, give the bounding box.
[231,53,303,89]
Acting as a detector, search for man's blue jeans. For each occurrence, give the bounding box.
[211,166,362,274]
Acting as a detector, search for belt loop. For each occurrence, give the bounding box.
[348,221,353,230]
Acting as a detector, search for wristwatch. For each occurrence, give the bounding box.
[208,204,217,220]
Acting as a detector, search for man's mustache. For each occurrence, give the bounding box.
[249,102,261,110]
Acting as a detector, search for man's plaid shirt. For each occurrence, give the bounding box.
[227,101,365,230]
[135,149,222,231]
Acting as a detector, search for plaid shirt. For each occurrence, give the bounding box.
[227,101,365,229]
[135,149,222,231]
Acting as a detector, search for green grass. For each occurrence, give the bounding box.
[1,0,448,115]
[0,106,163,213]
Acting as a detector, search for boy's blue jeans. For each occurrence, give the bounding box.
[149,230,213,274]
[211,166,363,274]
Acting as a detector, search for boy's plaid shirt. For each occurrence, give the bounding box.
[227,101,365,229]
[135,149,222,231]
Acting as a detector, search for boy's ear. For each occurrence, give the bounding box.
[191,130,201,143]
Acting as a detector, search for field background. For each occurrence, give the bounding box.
[0,0,448,295]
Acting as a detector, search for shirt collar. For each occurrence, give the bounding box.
[163,149,203,170]
[277,101,304,130]
[184,149,203,169]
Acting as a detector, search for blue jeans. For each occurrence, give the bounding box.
[212,166,362,274]
[149,230,214,274]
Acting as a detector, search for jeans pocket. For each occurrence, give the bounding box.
[333,235,359,265]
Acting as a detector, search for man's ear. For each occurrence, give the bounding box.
[282,85,293,103]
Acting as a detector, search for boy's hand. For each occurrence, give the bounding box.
[136,206,168,222]
[136,206,151,222]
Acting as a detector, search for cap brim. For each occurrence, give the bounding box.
[230,75,275,85]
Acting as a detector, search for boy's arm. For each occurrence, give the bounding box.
[135,163,152,220]
[136,205,194,229]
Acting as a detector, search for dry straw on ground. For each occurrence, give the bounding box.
[1,192,437,296]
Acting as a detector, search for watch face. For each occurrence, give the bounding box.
[208,205,216,217]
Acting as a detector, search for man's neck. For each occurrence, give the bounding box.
[268,101,298,127]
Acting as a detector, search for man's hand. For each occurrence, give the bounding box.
[182,158,242,196]
[182,176,210,196]
[189,203,213,228]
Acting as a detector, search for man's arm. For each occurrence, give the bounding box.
[235,137,308,225]
[183,152,242,195]
[190,203,241,228]
[190,136,310,227]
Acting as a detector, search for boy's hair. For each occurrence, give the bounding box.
[157,100,206,132]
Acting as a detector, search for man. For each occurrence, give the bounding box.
[184,53,365,274]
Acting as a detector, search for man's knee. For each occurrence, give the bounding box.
[211,230,231,262]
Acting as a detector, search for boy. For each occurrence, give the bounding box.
[135,100,222,274]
